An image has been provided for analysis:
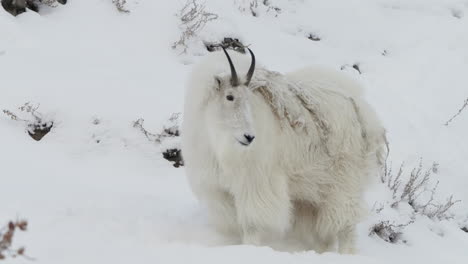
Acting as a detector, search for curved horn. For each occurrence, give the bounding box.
[222,47,239,86]
[245,48,256,86]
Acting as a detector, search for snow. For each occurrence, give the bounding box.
[1,0,468,263]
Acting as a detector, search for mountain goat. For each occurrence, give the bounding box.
[181,48,386,254]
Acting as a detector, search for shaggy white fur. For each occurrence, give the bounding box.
[181,50,386,254]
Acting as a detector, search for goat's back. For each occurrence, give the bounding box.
[286,66,364,98]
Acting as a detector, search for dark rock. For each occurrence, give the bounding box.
[307,33,321,41]
[27,121,53,141]
[205,38,246,53]
[2,0,66,16]
[162,148,184,168]
[352,64,362,74]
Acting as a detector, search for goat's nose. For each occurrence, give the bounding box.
[244,134,255,143]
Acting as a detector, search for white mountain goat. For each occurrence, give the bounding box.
[181,48,386,254]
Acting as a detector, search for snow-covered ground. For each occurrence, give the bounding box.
[1,0,467,263]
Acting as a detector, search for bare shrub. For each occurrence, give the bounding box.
[371,143,461,243]
[172,0,218,53]
[133,113,183,167]
[381,158,459,220]
[133,118,159,142]
[0,219,32,260]
[369,220,412,243]
[112,0,129,13]
[444,97,468,126]
[133,113,180,144]
[2,102,53,141]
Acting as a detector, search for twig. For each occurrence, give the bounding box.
[444,98,468,126]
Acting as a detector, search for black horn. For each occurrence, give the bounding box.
[245,48,256,86]
[222,47,239,86]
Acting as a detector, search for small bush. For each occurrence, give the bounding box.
[382,159,459,220]
[369,220,412,244]
[0,219,31,260]
[133,113,184,167]
[2,102,53,141]
[369,142,461,243]
[133,113,180,144]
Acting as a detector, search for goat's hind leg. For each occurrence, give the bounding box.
[291,201,332,253]
[314,199,360,254]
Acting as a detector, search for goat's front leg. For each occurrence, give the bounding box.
[233,172,291,246]
[201,188,240,241]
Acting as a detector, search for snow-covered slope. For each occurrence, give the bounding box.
[1,0,467,263]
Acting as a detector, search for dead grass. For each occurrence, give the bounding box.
[0,219,32,261]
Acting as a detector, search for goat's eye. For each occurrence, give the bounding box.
[226,95,234,101]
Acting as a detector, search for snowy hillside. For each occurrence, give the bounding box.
[1,0,468,263]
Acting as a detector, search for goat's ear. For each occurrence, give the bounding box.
[214,76,222,91]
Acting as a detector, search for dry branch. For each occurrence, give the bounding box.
[444,98,468,126]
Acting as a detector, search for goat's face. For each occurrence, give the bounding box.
[208,76,256,147]
[204,48,257,148]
